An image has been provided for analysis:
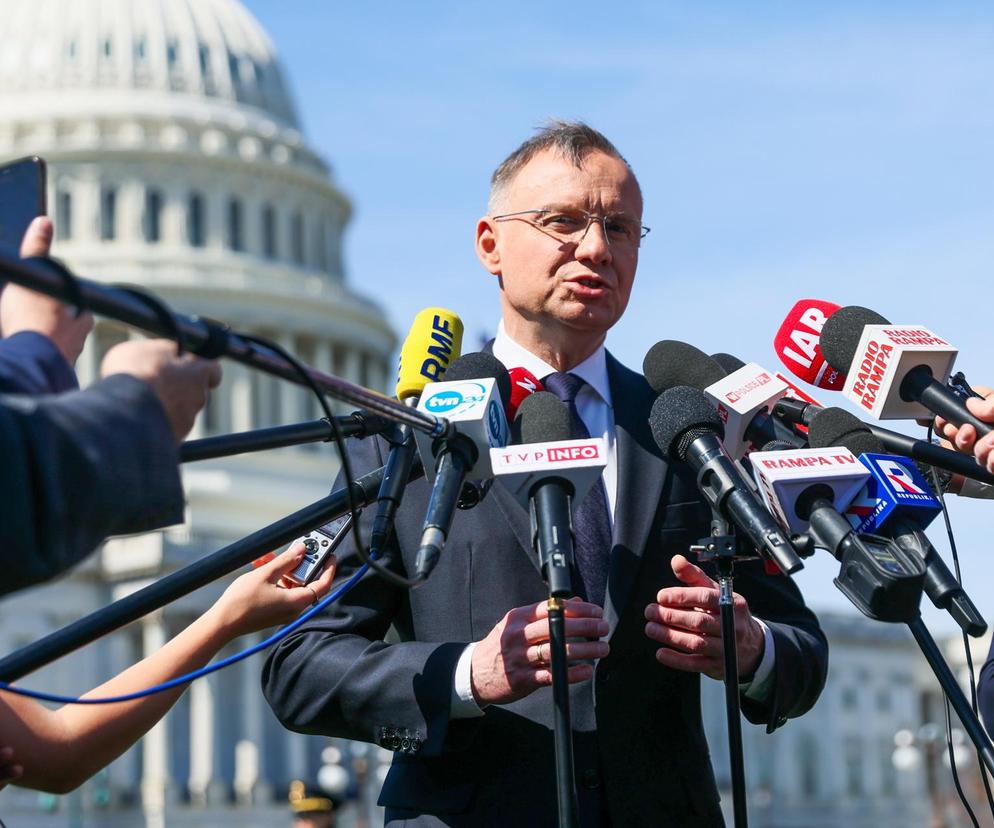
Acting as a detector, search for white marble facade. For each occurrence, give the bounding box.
[0,1,394,824]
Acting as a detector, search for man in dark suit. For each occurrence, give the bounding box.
[262,122,828,826]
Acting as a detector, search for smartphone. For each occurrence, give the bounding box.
[285,511,356,586]
[0,156,47,255]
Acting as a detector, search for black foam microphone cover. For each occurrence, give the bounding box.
[806,406,885,456]
[443,352,512,410]
[649,386,725,462]
[819,305,891,373]
[711,352,746,374]
[643,340,726,394]
[513,391,572,444]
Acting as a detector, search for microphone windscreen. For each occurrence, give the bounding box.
[514,391,572,444]
[805,406,885,455]
[773,299,846,390]
[819,305,891,374]
[396,307,464,399]
[649,386,725,462]
[643,340,726,393]
[506,366,545,420]
[444,352,512,410]
[711,352,746,374]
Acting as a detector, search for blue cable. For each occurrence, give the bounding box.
[0,562,371,705]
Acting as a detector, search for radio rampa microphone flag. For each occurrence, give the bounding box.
[774,299,846,390]
[395,307,464,400]
[818,306,987,434]
[506,366,544,420]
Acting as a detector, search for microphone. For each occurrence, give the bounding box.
[773,298,846,390]
[771,399,994,487]
[491,392,607,595]
[819,306,989,436]
[644,341,803,458]
[648,386,804,574]
[413,353,511,582]
[506,366,544,420]
[367,308,465,560]
[806,408,987,636]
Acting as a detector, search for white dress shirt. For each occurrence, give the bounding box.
[450,323,775,717]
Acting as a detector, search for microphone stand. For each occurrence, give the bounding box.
[0,252,446,439]
[0,459,423,683]
[800,507,994,775]
[530,483,580,828]
[691,513,750,828]
[180,413,392,462]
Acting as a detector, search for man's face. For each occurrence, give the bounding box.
[478,148,642,345]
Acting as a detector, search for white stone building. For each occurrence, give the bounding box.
[0,1,395,825]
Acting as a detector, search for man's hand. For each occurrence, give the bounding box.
[100,339,222,442]
[470,598,608,706]
[644,555,765,681]
[934,387,994,475]
[0,216,94,365]
[0,746,22,790]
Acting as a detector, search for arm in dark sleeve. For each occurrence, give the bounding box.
[0,374,184,595]
[0,331,77,395]
[980,636,994,735]
[262,436,470,758]
[733,560,829,733]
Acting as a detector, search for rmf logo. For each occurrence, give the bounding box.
[876,459,926,495]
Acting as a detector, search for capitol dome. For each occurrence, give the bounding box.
[0,0,300,129]
[0,4,396,821]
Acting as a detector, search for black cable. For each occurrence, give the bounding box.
[927,425,994,818]
[237,334,416,588]
[112,285,186,354]
[944,694,982,827]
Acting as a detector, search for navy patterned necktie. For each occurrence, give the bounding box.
[542,372,611,608]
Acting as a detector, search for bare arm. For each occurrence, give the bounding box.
[0,543,335,793]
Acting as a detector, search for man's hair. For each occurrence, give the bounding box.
[487,120,638,214]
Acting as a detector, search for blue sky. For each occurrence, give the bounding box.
[244,1,994,630]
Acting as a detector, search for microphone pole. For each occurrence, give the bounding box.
[0,458,423,683]
[180,412,393,462]
[0,252,445,439]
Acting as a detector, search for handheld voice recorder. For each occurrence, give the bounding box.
[285,511,355,585]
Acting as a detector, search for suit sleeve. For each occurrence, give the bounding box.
[0,374,184,595]
[0,331,77,395]
[261,436,473,758]
[732,559,829,733]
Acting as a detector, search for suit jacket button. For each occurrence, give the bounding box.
[579,769,601,790]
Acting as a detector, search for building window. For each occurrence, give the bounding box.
[167,40,179,68]
[102,38,113,58]
[875,688,891,713]
[291,211,304,265]
[798,731,819,799]
[187,192,205,247]
[880,735,896,796]
[844,736,865,798]
[135,38,147,62]
[55,189,72,240]
[314,221,327,271]
[841,685,859,711]
[144,188,163,243]
[227,197,243,252]
[199,45,210,75]
[262,204,277,259]
[100,186,116,241]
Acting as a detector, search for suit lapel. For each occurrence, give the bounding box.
[603,354,669,634]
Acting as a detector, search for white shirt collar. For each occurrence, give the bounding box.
[491,320,613,408]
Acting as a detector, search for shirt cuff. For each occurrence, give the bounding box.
[450,642,486,719]
[740,619,776,701]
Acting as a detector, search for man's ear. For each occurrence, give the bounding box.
[475,217,501,276]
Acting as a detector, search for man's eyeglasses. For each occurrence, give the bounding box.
[491,208,650,249]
